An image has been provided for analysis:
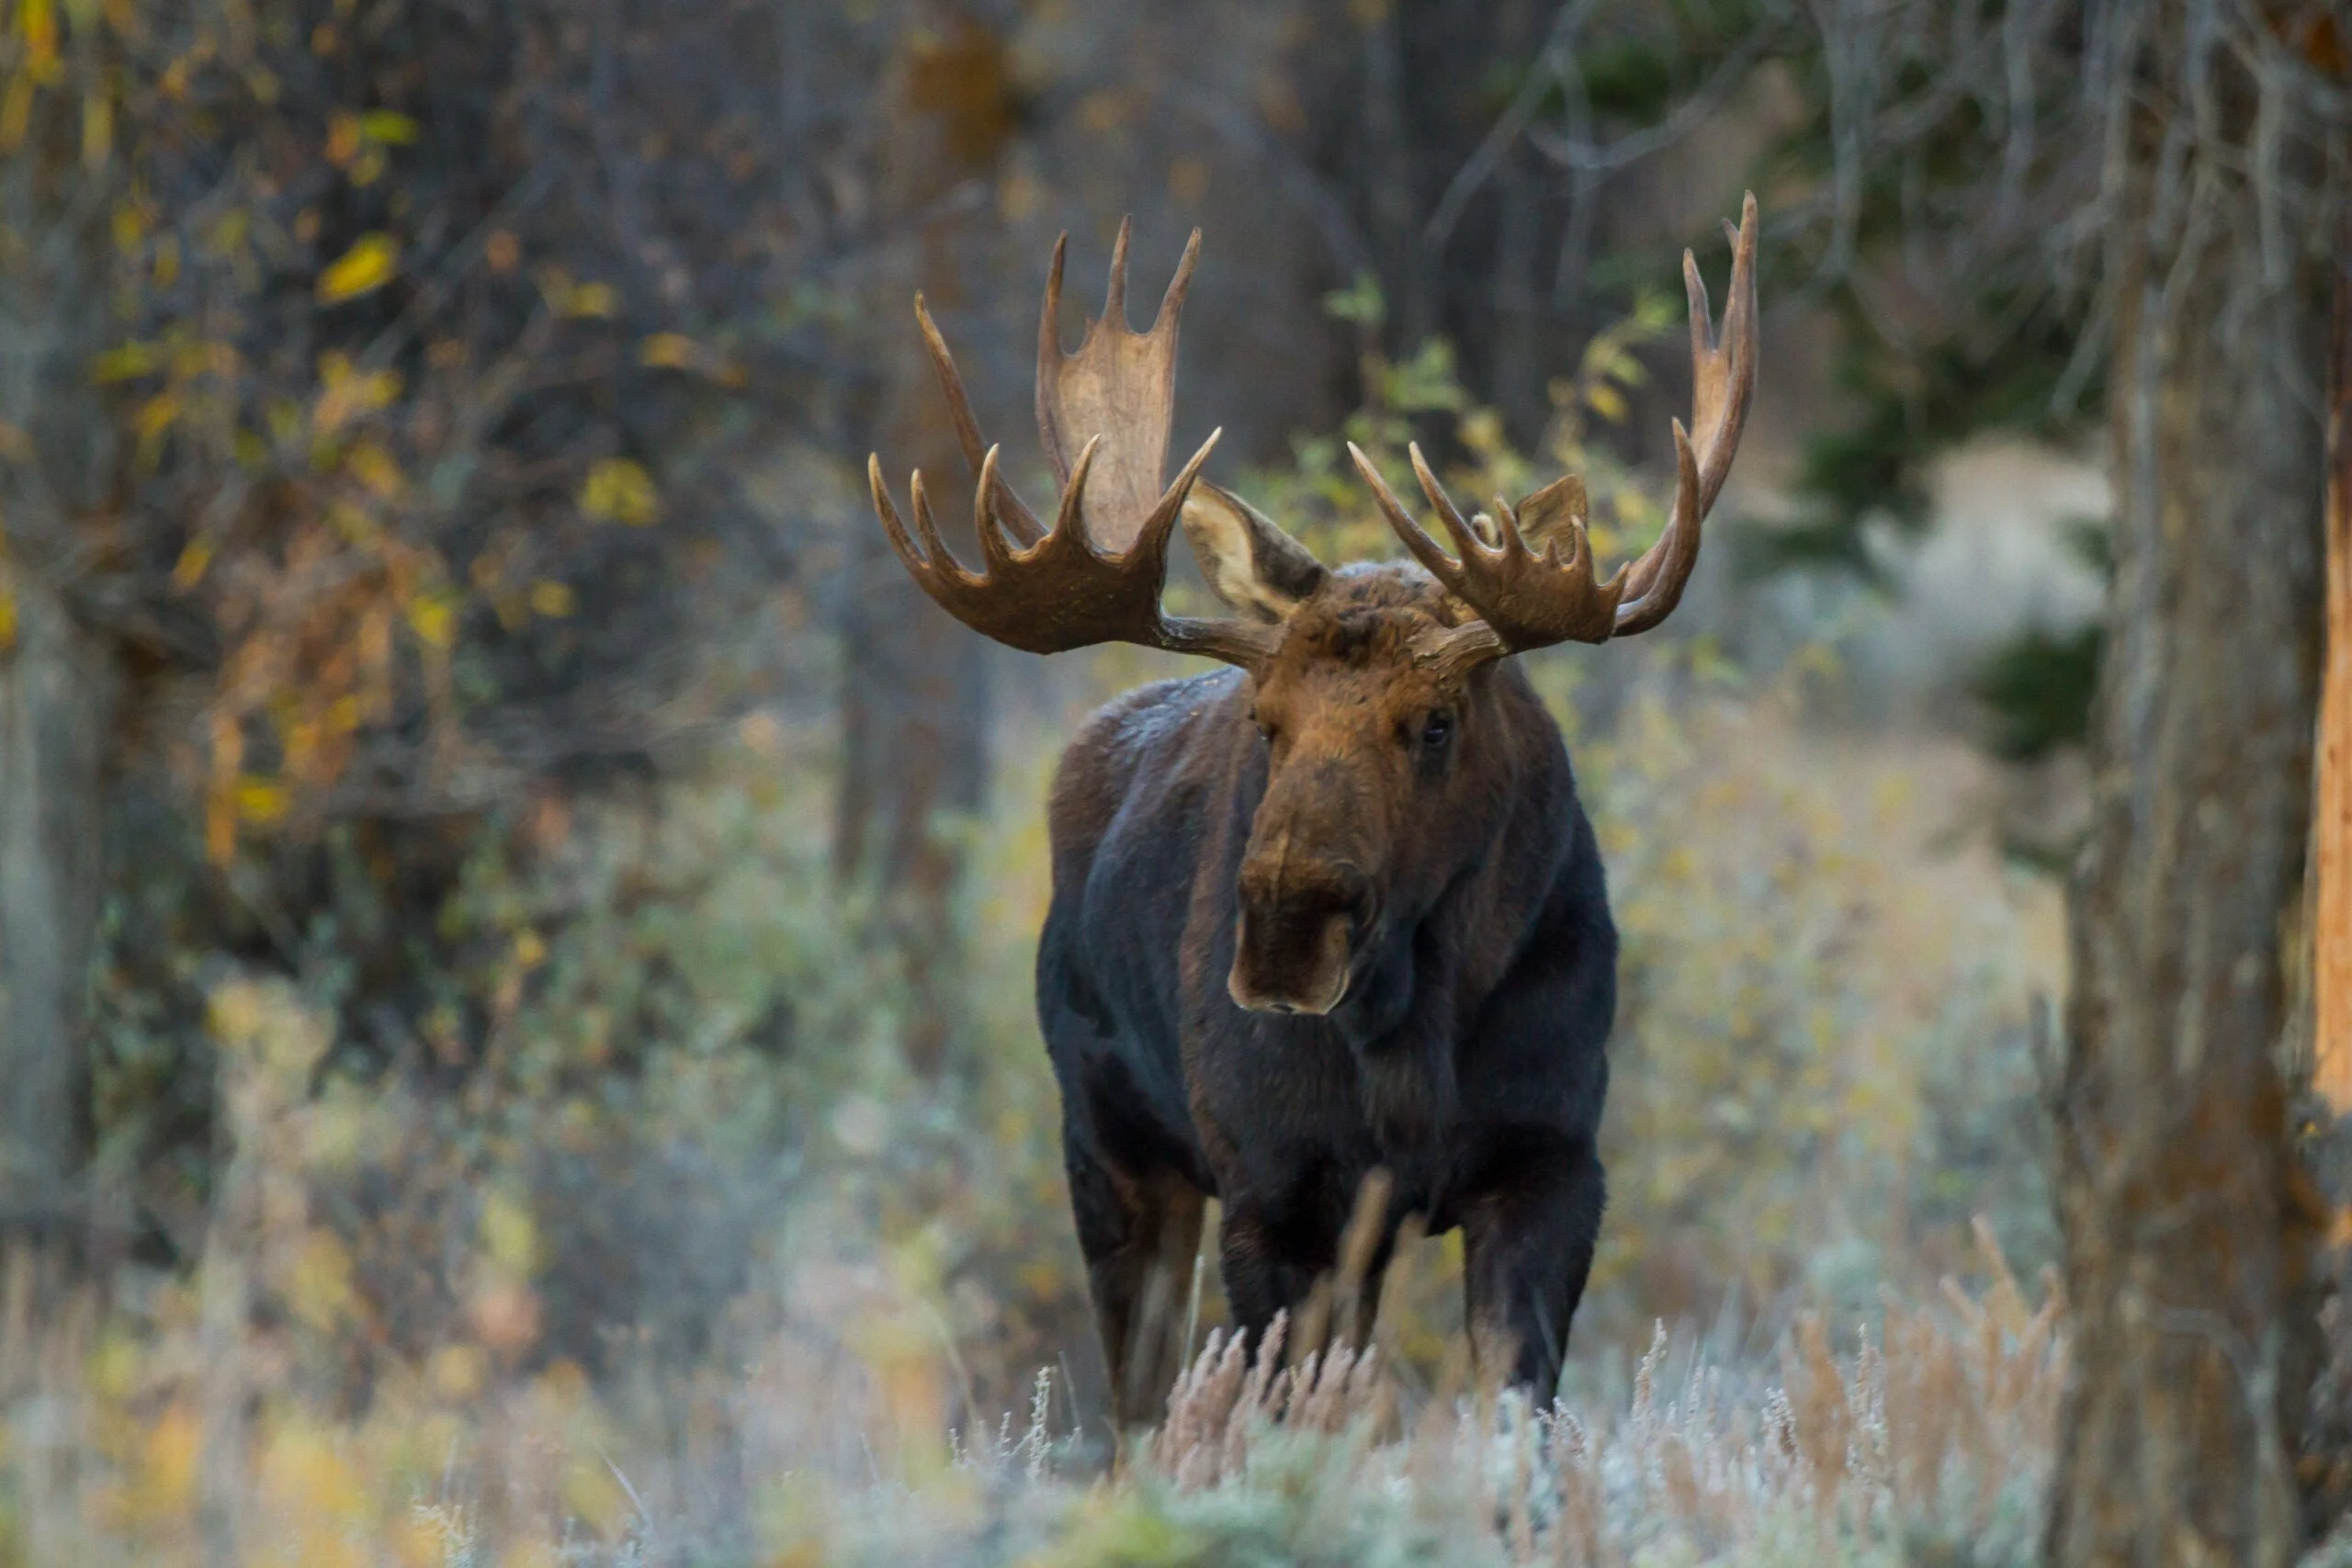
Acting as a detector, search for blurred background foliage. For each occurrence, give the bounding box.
[0,0,2332,1559]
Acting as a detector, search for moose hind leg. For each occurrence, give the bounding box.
[1460,1134,1605,1398]
[1067,1150,1207,1435]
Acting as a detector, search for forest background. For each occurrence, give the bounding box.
[0,0,2344,1563]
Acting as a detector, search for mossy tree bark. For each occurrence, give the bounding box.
[2047,9,2335,1561]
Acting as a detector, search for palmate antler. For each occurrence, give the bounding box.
[868,220,1280,668]
[1350,191,1760,680]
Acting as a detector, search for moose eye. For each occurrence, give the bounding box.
[1420,711,1454,750]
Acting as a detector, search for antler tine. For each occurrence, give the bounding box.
[1617,190,1758,629]
[1413,446,1500,566]
[1133,426,1224,558]
[973,445,1017,570]
[1051,434,1105,545]
[868,453,933,586]
[1616,423,1703,637]
[917,294,1045,548]
[1155,227,1202,333]
[1104,215,1132,326]
[1347,443,1463,590]
[1036,234,1071,485]
[908,468,979,589]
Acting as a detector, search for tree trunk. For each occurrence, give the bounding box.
[0,570,113,1231]
[834,6,1014,1074]
[2047,18,2333,1563]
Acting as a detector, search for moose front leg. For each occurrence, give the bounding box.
[1215,1200,1321,1355]
[1066,1151,1207,1436]
[1459,1133,1606,1398]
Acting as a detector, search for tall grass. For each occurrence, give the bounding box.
[0,1229,2063,1566]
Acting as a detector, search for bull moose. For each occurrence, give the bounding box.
[867,196,1758,1427]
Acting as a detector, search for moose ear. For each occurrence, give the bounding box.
[1181,482,1327,625]
[1514,473,1589,555]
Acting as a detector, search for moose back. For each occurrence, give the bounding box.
[868,198,1758,1428]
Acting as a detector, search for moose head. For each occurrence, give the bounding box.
[869,197,1758,1022]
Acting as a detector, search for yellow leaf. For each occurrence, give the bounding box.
[133,390,181,465]
[326,500,380,546]
[141,1404,201,1517]
[92,341,156,382]
[405,589,457,648]
[527,580,575,617]
[234,777,289,824]
[479,1190,539,1275]
[312,353,401,434]
[358,108,418,145]
[565,280,616,319]
[0,576,15,652]
[579,457,658,526]
[205,209,247,257]
[171,535,214,588]
[19,0,56,68]
[639,332,696,368]
[316,231,399,303]
[344,438,403,497]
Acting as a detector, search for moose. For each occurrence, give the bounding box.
[868,196,1758,1427]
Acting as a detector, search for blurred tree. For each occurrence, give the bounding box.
[0,0,131,1239]
[837,6,1019,1075]
[2050,2,2337,1551]
[0,584,116,1234]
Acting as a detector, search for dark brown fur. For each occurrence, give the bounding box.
[1039,562,1615,1429]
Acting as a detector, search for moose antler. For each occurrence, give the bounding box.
[869,221,1280,668]
[1350,191,1760,676]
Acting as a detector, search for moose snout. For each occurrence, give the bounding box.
[1228,854,1370,1017]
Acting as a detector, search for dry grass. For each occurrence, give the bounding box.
[1125,1216,2065,1568]
[0,1221,2066,1566]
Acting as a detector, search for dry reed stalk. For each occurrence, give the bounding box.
[1781,1311,1853,1508]
[1548,1412,1605,1568]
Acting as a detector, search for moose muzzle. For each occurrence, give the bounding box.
[1228,853,1370,1017]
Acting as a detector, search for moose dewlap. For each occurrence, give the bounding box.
[868,197,1759,1430]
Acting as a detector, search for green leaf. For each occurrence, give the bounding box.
[1320,271,1386,328]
